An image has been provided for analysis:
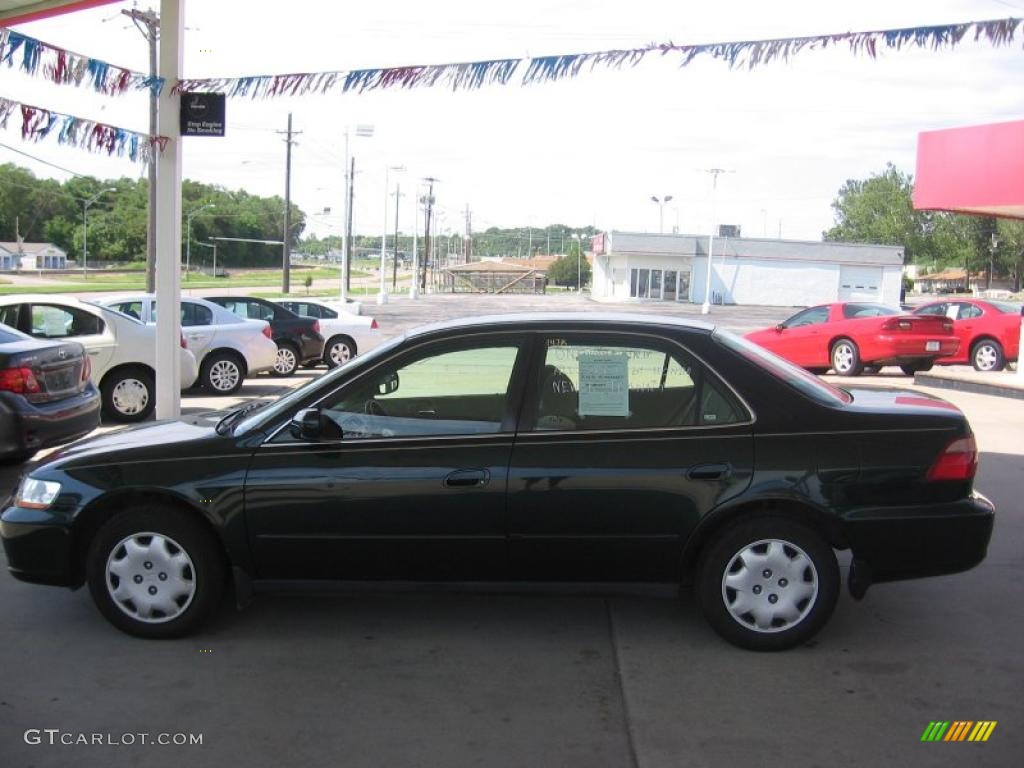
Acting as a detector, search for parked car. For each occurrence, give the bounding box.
[206,296,323,376]
[275,298,382,367]
[0,313,994,650]
[95,295,278,395]
[745,302,959,376]
[912,298,1021,372]
[0,296,198,422]
[0,323,100,462]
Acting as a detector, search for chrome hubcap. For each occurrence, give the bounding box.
[329,341,352,365]
[105,532,196,624]
[975,345,997,370]
[274,347,297,374]
[722,538,818,633]
[209,360,241,391]
[833,344,854,373]
[111,378,149,415]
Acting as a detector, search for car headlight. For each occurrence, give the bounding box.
[15,477,62,509]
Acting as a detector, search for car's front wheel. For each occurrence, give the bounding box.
[830,338,863,376]
[696,517,839,651]
[971,339,1005,372]
[86,505,225,638]
[273,342,300,376]
[101,367,155,422]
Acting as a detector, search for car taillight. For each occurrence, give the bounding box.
[370,318,379,330]
[262,325,273,339]
[926,435,978,482]
[312,320,321,334]
[81,355,92,383]
[882,318,913,331]
[0,367,41,394]
[180,333,188,349]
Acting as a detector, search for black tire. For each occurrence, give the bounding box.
[862,365,880,375]
[323,335,356,369]
[86,504,225,639]
[101,367,155,423]
[273,342,300,376]
[830,338,863,377]
[807,367,829,376]
[696,517,839,651]
[971,339,1005,372]
[899,360,933,376]
[200,351,245,395]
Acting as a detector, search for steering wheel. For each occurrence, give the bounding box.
[364,399,387,417]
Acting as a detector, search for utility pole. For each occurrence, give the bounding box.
[277,113,301,294]
[123,7,159,293]
[392,183,403,289]
[346,157,356,292]
[421,177,438,291]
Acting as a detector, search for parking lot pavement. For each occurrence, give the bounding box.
[1,298,1021,768]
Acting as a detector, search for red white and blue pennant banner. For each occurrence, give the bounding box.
[173,16,1023,98]
[0,28,162,96]
[0,97,168,163]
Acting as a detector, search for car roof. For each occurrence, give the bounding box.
[401,312,716,341]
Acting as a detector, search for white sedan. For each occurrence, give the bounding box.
[0,295,198,423]
[95,295,278,395]
[275,298,382,367]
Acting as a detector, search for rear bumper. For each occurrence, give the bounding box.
[865,334,959,364]
[841,492,994,584]
[0,385,101,459]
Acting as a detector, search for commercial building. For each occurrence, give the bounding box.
[0,242,69,271]
[589,231,904,307]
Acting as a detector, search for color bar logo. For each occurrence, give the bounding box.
[921,721,997,742]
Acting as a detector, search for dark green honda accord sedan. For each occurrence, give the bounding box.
[0,313,995,650]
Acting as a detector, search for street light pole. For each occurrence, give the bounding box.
[81,187,115,279]
[185,203,214,281]
[650,195,673,234]
[341,124,374,305]
[701,169,729,315]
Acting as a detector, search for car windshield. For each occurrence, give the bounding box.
[842,303,900,318]
[234,332,408,435]
[989,300,1022,314]
[714,328,852,405]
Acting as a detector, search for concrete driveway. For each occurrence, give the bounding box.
[1,295,1020,768]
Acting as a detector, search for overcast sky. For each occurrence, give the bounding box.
[3,0,1022,245]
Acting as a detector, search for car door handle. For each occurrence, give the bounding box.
[88,350,101,356]
[444,469,490,488]
[687,463,732,481]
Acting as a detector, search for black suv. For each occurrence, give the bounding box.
[206,296,323,376]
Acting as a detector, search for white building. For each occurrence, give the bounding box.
[0,242,69,271]
[590,231,904,307]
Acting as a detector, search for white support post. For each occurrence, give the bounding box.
[155,0,184,420]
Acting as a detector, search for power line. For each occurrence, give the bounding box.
[0,142,87,177]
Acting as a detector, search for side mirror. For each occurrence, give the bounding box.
[377,372,399,396]
[774,323,785,332]
[289,408,343,441]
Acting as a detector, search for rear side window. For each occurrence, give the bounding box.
[531,335,746,431]
[30,304,104,338]
[914,303,947,317]
[954,303,983,320]
[112,301,144,320]
[221,300,273,322]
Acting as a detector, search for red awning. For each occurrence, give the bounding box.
[0,0,117,26]
[913,120,1024,219]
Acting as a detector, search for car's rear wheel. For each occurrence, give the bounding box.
[86,505,224,638]
[273,342,300,376]
[101,367,155,422]
[323,335,356,369]
[697,517,839,651]
[201,352,245,395]
[830,339,863,376]
[971,339,1005,372]
[899,360,932,376]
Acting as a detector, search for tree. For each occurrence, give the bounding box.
[547,250,591,288]
[995,219,1024,291]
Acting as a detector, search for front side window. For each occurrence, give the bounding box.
[783,306,830,328]
[532,336,745,431]
[298,341,522,440]
[30,304,104,338]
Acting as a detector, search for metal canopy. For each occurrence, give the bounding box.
[0,0,118,25]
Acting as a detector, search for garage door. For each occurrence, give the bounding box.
[839,266,882,302]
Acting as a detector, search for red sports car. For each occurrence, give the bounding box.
[745,302,959,376]
[913,298,1022,371]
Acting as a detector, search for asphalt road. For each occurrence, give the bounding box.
[1,295,1020,768]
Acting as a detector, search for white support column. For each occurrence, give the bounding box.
[155,0,184,420]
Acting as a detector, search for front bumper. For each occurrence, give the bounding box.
[841,491,994,585]
[0,385,101,460]
[1,503,78,586]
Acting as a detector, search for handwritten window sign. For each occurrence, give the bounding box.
[578,353,630,417]
[180,93,225,137]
